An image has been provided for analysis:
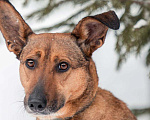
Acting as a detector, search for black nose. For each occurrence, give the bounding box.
[28,98,46,112]
[28,84,47,112]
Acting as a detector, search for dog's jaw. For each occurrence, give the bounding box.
[34,113,64,120]
[25,105,65,119]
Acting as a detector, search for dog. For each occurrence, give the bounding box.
[0,0,137,120]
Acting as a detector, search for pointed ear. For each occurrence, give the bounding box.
[72,10,120,57]
[0,0,33,58]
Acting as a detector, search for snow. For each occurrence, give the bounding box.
[134,19,147,29]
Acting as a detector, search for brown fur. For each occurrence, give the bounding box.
[0,0,136,120]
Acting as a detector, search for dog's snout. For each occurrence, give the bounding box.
[28,98,46,112]
[27,84,47,112]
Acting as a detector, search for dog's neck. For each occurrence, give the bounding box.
[65,92,97,120]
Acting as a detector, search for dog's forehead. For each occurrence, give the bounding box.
[21,33,85,62]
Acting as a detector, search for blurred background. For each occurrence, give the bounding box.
[0,0,150,120]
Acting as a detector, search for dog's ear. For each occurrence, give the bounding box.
[0,0,33,58]
[72,10,120,57]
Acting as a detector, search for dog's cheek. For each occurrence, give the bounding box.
[57,67,89,101]
[52,68,89,119]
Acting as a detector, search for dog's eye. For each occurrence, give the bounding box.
[57,62,69,72]
[26,59,36,69]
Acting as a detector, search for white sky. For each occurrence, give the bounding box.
[0,0,150,120]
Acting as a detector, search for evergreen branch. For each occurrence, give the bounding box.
[146,48,150,66]
[132,107,150,116]
[26,0,110,20]
[23,0,28,6]
[120,0,150,5]
[34,1,99,32]
[26,0,72,19]
[132,0,150,6]
[23,0,41,6]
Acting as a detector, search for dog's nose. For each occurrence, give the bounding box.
[28,98,46,112]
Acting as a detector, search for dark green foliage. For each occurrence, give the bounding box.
[116,0,150,70]
[23,0,150,75]
[132,107,150,116]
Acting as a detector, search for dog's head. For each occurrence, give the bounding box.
[0,0,119,119]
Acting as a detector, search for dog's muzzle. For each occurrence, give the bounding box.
[25,84,65,115]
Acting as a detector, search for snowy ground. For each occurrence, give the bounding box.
[0,0,150,120]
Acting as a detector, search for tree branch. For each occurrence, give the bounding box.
[132,107,150,116]
[34,1,97,32]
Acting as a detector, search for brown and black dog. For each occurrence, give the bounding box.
[0,0,136,120]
